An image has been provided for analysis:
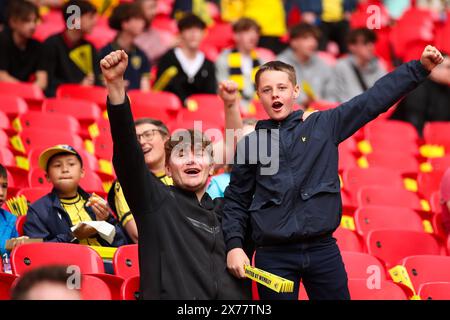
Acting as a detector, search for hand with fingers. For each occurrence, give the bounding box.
[227,248,250,279]
[86,194,110,221]
[100,50,129,104]
[420,45,445,72]
[219,80,240,108]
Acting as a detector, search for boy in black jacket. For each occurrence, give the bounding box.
[221,46,444,300]
[101,50,250,300]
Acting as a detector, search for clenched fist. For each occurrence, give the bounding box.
[219,80,240,107]
[100,50,129,84]
[100,50,128,105]
[420,45,444,72]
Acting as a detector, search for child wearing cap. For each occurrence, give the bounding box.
[23,145,127,247]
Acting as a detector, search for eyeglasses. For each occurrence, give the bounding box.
[136,129,162,142]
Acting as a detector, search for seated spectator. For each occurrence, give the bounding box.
[441,168,450,235]
[216,18,264,109]
[0,164,19,258]
[12,265,81,300]
[101,2,150,91]
[277,23,333,106]
[155,13,217,104]
[108,118,173,243]
[297,0,357,54]
[134,0,176,65]
[0,0,47,91]
[328,27,386,103]
[390,54,450,135]
[23,145,127,247]
[43,0,101,97]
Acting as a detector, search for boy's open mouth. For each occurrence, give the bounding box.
[184,168,201,176]
[272,101,283,110]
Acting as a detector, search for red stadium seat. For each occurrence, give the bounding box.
[180,94,225,130]
[85,25,117,50]
[334,227,364,252]
[418,282,450,300]
[128,89,182,111]
[0,148,29,188]
[423,122,450,151]
[400,255,450,292]
[80,170,106,196]
[0,82,44,107]
[341,251,387,280]
[364,120,418,143]
[0,131,9,148]
[42,98,101,124]
[94,134,113,161]
[367,230,441,268]
[13,128,84,154]
[28,167,51,188]
[202,22,234,50]
[80,275,112,300]
[432,213,447,241]
[113,244,139,280]
[366,152,419,174]
[430,191,442,214]
[0,273,18,300]
[16,187,50,203]
[365,136,419,156]
[56,85,108,109]
[14,111,80,134]
[120,275,140,300]
[338,150,357,172]
[417,170,446,200]
[343,168,404,206]
[0,94,29,118]
[85,273,124,300]
[15,215,26,237]
[357,186,425,212]
[348,279,407,300]
[355,206,424,237]
[0,111,11,133]
[11,242,105,276]
[429,155,450,172]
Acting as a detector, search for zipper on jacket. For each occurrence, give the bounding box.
[209,211,219,298]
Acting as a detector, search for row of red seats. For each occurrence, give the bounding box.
[3,242,450,300]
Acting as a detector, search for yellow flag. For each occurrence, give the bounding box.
[69,44,93,75]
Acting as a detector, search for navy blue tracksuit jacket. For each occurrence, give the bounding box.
[222,60,430,251]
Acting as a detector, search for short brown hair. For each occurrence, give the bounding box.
[165,129,213,164]
[348,28,377,44]
[255,61,297,88]
[108,2,145,31]
[6,0,39,23]
[11,265,74,300]
[134,118,169,137]
[177,13,206,32]
[289,23,321,41]
[232,18,261,34]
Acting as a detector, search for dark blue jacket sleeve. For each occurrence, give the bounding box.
[326,60,430,144]
[23,206,74,243]
[106,215,128,247]
[222,135,257,252]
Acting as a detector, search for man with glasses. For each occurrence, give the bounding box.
[107,118,172,243]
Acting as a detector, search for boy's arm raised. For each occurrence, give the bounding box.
[328,45,444,144]
[101,50,168,217]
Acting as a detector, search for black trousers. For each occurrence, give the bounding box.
[255,236,350,300]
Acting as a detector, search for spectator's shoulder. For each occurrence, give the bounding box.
[43,32,63,45]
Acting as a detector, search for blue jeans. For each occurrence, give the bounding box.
[254,236,350,300]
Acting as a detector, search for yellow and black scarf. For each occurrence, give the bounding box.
[227,49,260,100]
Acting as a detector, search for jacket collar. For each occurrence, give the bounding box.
[49,187,91,210]
[170,186,214,210]
[256,109,304,130]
